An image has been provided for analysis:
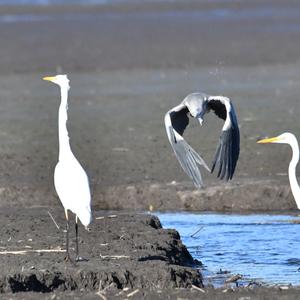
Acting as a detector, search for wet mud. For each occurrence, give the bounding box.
[0,209,202,295]
[0,1,300,298]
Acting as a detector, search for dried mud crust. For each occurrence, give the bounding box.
[0,209,202,294]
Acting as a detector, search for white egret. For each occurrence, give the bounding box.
[43,74,91,262]
[257,132,300,209]
[165,92,240,188]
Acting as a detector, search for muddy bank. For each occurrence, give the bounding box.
[0,208,299,299]
[0,209,202,295]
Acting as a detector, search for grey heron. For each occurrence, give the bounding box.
[164,92,240,188]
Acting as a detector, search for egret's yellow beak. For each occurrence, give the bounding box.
[43,76,55,82]
[257,136,280,144]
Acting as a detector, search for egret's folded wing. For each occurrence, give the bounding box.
[209,98,240,180]
[164,109,210,188]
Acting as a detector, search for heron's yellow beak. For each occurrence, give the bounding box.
[257,136,280,144]
[43,76,55,82]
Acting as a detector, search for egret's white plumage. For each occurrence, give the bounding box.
[257,132,300,209]
[54,158,91,227]
[43,74,91,261]
[165,92,240,188]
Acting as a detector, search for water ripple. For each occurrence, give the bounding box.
[156,212,300,286]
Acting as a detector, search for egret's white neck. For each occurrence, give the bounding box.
[288,137,300,209]
[58,85,73,161]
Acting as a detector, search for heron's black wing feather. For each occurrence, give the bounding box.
[211,104,240,180]
[169,107,189,136]
[207,99,227,120]
[164,106,210,189]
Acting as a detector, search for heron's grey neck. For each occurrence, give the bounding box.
[58,86,73,161]
[288,138,300,209]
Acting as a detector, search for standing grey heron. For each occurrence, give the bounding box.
[43,74,91,262]
[257,133,300,209]
[164,92,240,188]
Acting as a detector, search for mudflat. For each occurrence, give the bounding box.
[0,1,300,209]
[0,1,300,298]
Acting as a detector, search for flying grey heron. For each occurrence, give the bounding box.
[164,92,240,188]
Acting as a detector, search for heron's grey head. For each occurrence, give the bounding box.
[43,74,70,89]
[182,92,209,124]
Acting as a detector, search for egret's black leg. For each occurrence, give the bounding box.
[75,215,79,259]
[64,209,73,263]
[75,215,88,262]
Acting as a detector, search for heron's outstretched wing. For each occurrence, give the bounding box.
[164,105,210,188]
[208,97,240,180]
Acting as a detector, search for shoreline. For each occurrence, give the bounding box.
[0,208,298,299]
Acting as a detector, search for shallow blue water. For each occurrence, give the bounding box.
[155,213,300,286]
